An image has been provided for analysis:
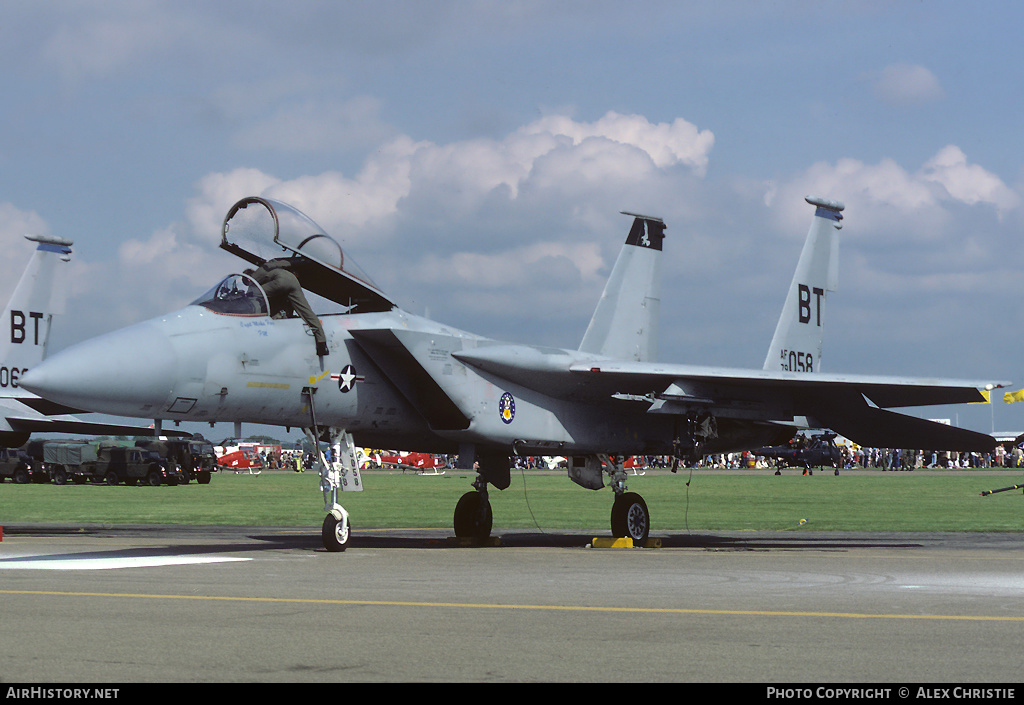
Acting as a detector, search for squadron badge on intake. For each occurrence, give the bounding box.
[498,392,515,424]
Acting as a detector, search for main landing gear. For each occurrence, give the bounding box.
[452,450,653,544]
[606,456,651,544]
[452,449,506,540]
[453,484,493,539]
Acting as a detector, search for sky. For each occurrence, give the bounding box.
[3,0,1024,441]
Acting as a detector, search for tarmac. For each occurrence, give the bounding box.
[2,522,1024,684]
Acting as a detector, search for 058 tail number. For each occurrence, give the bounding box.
[779,349,813,372]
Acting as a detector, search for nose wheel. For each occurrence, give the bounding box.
[322,510,351,552]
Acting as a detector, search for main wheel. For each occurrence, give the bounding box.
[453,491,493,538]
[610,492,650,544]
[322,513,350,552]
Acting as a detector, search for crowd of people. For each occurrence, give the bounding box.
[243,441,1024,473]
[698,444,1022,470]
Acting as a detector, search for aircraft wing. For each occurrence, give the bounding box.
[567,359,992,407]
[451,344,1004,451]
[566,360,1001,451]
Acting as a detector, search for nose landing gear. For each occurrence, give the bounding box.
[303,387,362,552]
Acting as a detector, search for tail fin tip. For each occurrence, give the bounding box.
[578,212,665,361]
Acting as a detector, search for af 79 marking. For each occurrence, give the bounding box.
[778,349,813,373]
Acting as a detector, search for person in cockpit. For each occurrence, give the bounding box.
[244,258,329,357]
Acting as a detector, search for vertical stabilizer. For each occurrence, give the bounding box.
[2,234,73,395]
[579,213,664,361]
[763,196,843,373]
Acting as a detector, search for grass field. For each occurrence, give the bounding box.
[3,468,1024,533]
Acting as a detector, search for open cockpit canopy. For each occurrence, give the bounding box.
[220,196,396,312]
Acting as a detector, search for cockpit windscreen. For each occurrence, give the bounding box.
[190,274,268,316]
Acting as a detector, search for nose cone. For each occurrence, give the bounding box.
[21,320,177,417]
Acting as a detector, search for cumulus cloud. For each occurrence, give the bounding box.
[0,202,49,249]
[78,110,714,344]
[413,240,605,289]
[921,145,1021,212]
[183,111,713,243]
[522,112,715,176]
[871,63,945,107]
[765,145,1021,240]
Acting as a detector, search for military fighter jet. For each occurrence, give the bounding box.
[21,196,1004,551]
[0,234,185,446]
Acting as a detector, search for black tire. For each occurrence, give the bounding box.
[147,469,162,486]
[322,514,350,552]
[52,467,68,485]
[453,491,493,538]
[197,471,211,484]
[610,492,650,544]
[12,468,28,484]
[105,471,119,486]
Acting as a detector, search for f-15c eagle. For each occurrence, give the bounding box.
[21,196,1003,551]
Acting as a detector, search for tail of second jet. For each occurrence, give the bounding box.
[579,212,665,362]
[2,234,73,395]
[763,196,843,373]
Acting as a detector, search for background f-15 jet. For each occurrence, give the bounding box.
[0,234,184,446]
[21,196,1004,551]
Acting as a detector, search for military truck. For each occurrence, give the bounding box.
[0,447,37,484]
[137,437,218,484]
[44,441,182,486]
[43,441,99,484]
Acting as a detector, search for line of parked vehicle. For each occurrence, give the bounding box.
[0,437,219,486]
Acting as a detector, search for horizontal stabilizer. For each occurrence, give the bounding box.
[6,416,190,438]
